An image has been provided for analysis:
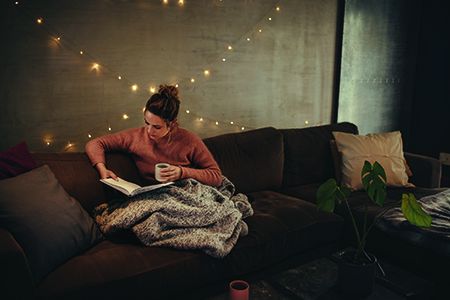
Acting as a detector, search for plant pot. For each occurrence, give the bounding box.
[336,249,377,297]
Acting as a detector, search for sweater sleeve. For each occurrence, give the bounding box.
[179,136,223,187]
[85,129,135,166]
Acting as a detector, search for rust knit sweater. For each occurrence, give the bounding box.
[85,126,222,187]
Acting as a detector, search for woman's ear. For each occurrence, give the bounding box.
[168,119,177,129]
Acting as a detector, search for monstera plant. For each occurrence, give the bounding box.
[316,160,432,262]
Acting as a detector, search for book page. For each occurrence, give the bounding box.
[132,181,174,196]
[100,178,142,195]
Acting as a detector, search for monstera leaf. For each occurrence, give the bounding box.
[316,178,337,212]
[316,179,351,213]
[401,193,432,227]
[361,161,387,206]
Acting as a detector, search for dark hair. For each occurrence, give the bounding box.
[145,85,180,123]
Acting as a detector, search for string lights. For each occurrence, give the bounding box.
[13,0,289,151]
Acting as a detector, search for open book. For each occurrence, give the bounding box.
[100,177,173,197]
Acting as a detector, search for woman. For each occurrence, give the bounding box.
[85,85,222,187]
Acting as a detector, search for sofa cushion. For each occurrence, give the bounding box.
[332,131,413,190]
[37,241,225,299]
[0,165,103,282]
[203,127,284,193]
[280,122,358,187]
[330,139,413,185]
[245,191,343,247]
[227,191,343,273]
[0,142,37,179]
[32,152,143,213]
[278,183,321,204]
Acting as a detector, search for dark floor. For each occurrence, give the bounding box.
[204,254,439,300]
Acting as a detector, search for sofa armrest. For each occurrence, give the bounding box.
[405,152,442,188]
[0,228,34,299]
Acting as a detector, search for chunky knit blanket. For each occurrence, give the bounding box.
[94,177,253,258]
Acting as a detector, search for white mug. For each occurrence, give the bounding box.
[155,163,170,182]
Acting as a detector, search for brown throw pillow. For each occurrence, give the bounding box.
[0,165,102,282]
[332,131,414,190]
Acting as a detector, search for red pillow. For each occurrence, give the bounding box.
[0,142,37,179]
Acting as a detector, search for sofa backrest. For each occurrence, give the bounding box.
[280,122,358,187]
[32,152,142,213]
[203,127,284,193]
[31,123,354,208]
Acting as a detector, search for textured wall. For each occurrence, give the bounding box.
[338,0,420,135]
[0,0,338,152]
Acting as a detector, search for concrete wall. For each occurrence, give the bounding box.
[0,0,338,152]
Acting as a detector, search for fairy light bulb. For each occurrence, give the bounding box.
[204,70,210,76]
[36,18,43,24]
[304,120,309,125]
[276,6,280,11]
[46,141,50,146]
[150,86,156,93]
[175,83,179,88]
[131,84,138,91]
[258,29,262,33]
[122,114,129,120]
[215,121,219,125]
[190,78,195,83]
[91,63,100,71]
[163,0,168,4]
[186,110,190,114]
[55,37,61,41]
[88,134,92,138]
[246,37,251,41]
[15,1,19,5]
[199,117,203,122]
[79,50,84,55]
[241,127,245,131]
[268,17,272,21]
[222,58,226,62]
[230,121,234,125]
[108,126,112,131]
[227,45,233,50]
[178,0,184,5]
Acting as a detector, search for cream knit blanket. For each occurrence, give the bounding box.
[94,177,253,258]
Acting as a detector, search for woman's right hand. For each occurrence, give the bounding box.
[95,163,118,180]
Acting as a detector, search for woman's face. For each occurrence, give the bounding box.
[144,111,170,141]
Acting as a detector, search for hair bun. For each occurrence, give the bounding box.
[159,85,179,101]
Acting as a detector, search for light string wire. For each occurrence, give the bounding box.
[12,0,282,150]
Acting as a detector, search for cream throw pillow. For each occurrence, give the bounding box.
[332,131,414,190]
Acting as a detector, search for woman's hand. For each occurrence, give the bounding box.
[158,165,181,182]
[95,163,118,180]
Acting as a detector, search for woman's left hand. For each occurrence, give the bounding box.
[158,165,182,182]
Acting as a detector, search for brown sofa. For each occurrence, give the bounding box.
[0,122,444,299]
[276,124,446,293]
